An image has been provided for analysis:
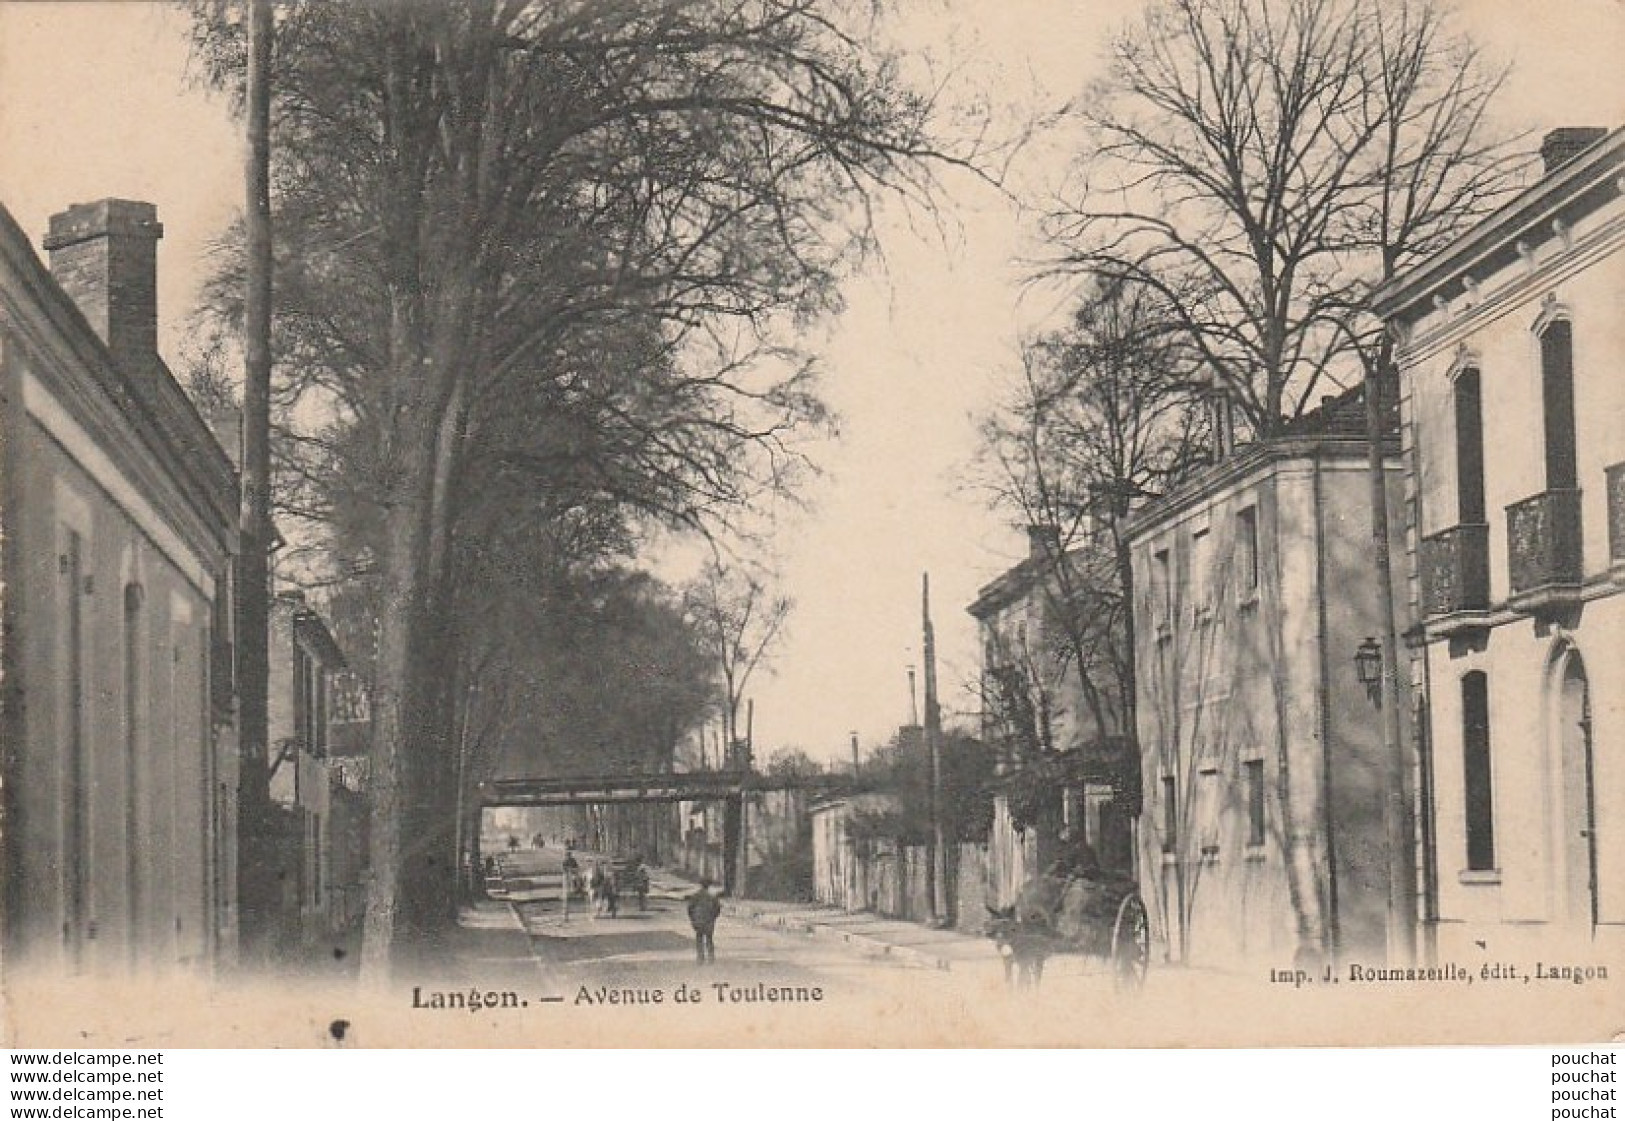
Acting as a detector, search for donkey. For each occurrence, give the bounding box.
[985,905,1051,990]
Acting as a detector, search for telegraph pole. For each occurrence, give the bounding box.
[1364,353,1416,967]
[236,0,275,961]
[922,574,948,925]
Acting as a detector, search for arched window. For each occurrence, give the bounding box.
[1539,320,1577,491]
[1461,671,1495,871]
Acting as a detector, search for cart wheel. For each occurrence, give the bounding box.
[1109,893,1150,990]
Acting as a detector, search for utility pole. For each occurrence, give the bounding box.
[922,574,948,926]
[849,731,860,778]
[236,0,275,962]
[1364,354,1416,967]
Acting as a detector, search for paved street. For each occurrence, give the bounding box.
[489,844,978,999]
[437,843,1248,1046]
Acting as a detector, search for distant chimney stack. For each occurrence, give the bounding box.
[1208,388,1235,461]
[1540,127,1608,174]
[1026,524,1061,561]
[43,199,163,370]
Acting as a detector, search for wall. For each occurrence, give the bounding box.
[1130,439,1406,969]
[1394,170,1625,959]
[3,332,229,973]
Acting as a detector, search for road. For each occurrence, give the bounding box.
[466,844,1202,1046]
[486,844,969,1000]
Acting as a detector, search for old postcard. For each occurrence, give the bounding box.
[0,0,1621,1048]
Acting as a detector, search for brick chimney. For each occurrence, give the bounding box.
[1208,387,1235,461]
[1026,524,1062,560]
[42,199,163,369]
[1540,127,1608,174]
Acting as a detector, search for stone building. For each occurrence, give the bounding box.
[1126,390,1407,969]
[266,591,346,944]
[968,526,1136,906]
[1373,126,1625,962]
[0,199,239,973]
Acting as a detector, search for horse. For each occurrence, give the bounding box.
[586,864,619,918]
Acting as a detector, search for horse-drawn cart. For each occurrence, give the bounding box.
[986,871,1151,990]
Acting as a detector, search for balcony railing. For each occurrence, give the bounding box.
[1607,462,1625,569]
[1420,523,1490,617]
[1506,488,1582,605]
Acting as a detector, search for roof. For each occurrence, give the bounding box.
[276,594,347,669]
[0,202,237,536]
[1372,126,1625,322]
[966,542,1100,621]
[1125,383,1394,540]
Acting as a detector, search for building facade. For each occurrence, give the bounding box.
[968,526,1136,904]
[1126,393,1408,969]
[0,199,239,973]
[1374,126,1625,962]
[266,591,346,943]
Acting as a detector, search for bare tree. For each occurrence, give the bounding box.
[1046,0,1524,438]
[682,557,792,768]
[978,279,1205,751]
[188,0,979,976]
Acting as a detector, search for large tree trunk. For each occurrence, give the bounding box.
[399,372,476,936]
[235,0,276,967]
[358,510,425,983]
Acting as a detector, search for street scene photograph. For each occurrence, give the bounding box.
[0,0,1621,1047]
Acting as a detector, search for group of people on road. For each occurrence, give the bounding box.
[557,845,723,963]
[558,848,655,921]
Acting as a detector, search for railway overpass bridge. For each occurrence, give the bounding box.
[478,770,863,896]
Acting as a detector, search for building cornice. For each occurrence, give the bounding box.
[1125,435,1395,541]
[1388,207,1625,367]
[1372,128,1625,323]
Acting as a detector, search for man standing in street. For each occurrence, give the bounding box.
[686,878,722,965]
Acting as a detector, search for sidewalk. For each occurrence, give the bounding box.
[722,898,1004,973]
[648,867,1002,973]
[433,898,539,986]
[457,866,1006,978]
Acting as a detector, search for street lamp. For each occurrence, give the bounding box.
[1354,636,1383,706]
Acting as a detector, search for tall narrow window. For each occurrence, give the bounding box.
[1190,528,1211,612]
[210,568,234,720]
[293,646,311,752]
[1161,775,1177,853]
[1455,370,1486,524]
[1153,548,1172,627]
[62,532,88,960]
[123,583,144,956]
[1245,759,1266,847]
[1236,507,1259,595]
[311,813,323,906]
[1198,768,1221,857]
[1462,671,1496,871]
[199,638,216,961]
[1540,321,1577,491]
[314,662,328,758]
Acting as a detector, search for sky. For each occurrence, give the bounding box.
[2,0,1622,767]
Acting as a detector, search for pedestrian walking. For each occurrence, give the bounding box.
[686,878,722,965]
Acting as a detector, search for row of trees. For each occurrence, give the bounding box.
[978,0,1526,960]
[185,0,1532,975]
[185,0,982,976]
